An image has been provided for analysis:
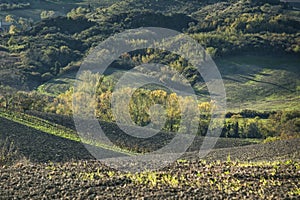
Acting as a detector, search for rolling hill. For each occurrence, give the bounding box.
[0,110,299,199]
[0,1,299,198]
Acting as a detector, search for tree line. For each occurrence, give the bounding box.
[1,70,298,140]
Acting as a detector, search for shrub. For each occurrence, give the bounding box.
[263,136,280,143]
[40,10,56,20]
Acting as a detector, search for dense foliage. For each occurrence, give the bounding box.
[1,76,299,139]
[0,0,30,11]
[0,0,299,139]
[0,0,299,88]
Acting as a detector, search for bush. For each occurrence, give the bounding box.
[263,136,280,143]
[40,10,56,20]
[205,47,217,57]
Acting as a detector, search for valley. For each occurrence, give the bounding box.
[0,0,299,199]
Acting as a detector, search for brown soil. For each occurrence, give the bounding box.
[0,116,299,199]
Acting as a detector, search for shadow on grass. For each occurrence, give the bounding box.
[0,117,97,163]
[238,75,295,92]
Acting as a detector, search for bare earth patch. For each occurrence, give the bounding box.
[0,117,299,199]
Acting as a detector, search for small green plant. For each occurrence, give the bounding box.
[177,159,187,164]
[162,174,179,187]
[259,176,268,187]
[227,153,231,163]
[147,172,158,187]
[45,162,56,171]
[81,172,95,181]
[133,173,144,185]
[289,187,300,196]
[107,171,115,178]
[224,170,230,175]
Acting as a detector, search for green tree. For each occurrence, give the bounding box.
[5,15,14,23]
[40,10,56,20]
[0,85,16,110]
[292,45,300,53]
[7,36,16,46]
[8,25,18,35]
[205,47,217,57]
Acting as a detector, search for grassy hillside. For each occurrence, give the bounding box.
[0,1,298,79]
[0,109,260,156]
[37,54,300,112]
[0,1,298,139]
[0,110,136,156]
[0,1,299,198]
[216,54,300,111]
[0,0,299,89]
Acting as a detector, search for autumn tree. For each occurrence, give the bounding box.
[40,10,56,20]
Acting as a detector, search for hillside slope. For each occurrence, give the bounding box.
[1,0,299,90]
[1,110,299,164]
[0,115,299,199]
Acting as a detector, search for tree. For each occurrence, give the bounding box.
[67,7,89,19]
[40,10,56,20]
[292,45,300,53]
[0,85,16,110]
[205,47,217,57]
[165,93,181,132]
[7,36,16,46]
[8,25,18,35]
[18,17,30,31]
[5,15,14,23]
[96,91,113,121]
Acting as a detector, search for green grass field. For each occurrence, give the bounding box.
[216,54,300,111]
[0,109,134,155]
[37,54,300,112]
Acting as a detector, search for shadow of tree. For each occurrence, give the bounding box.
[0,117,96,163]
